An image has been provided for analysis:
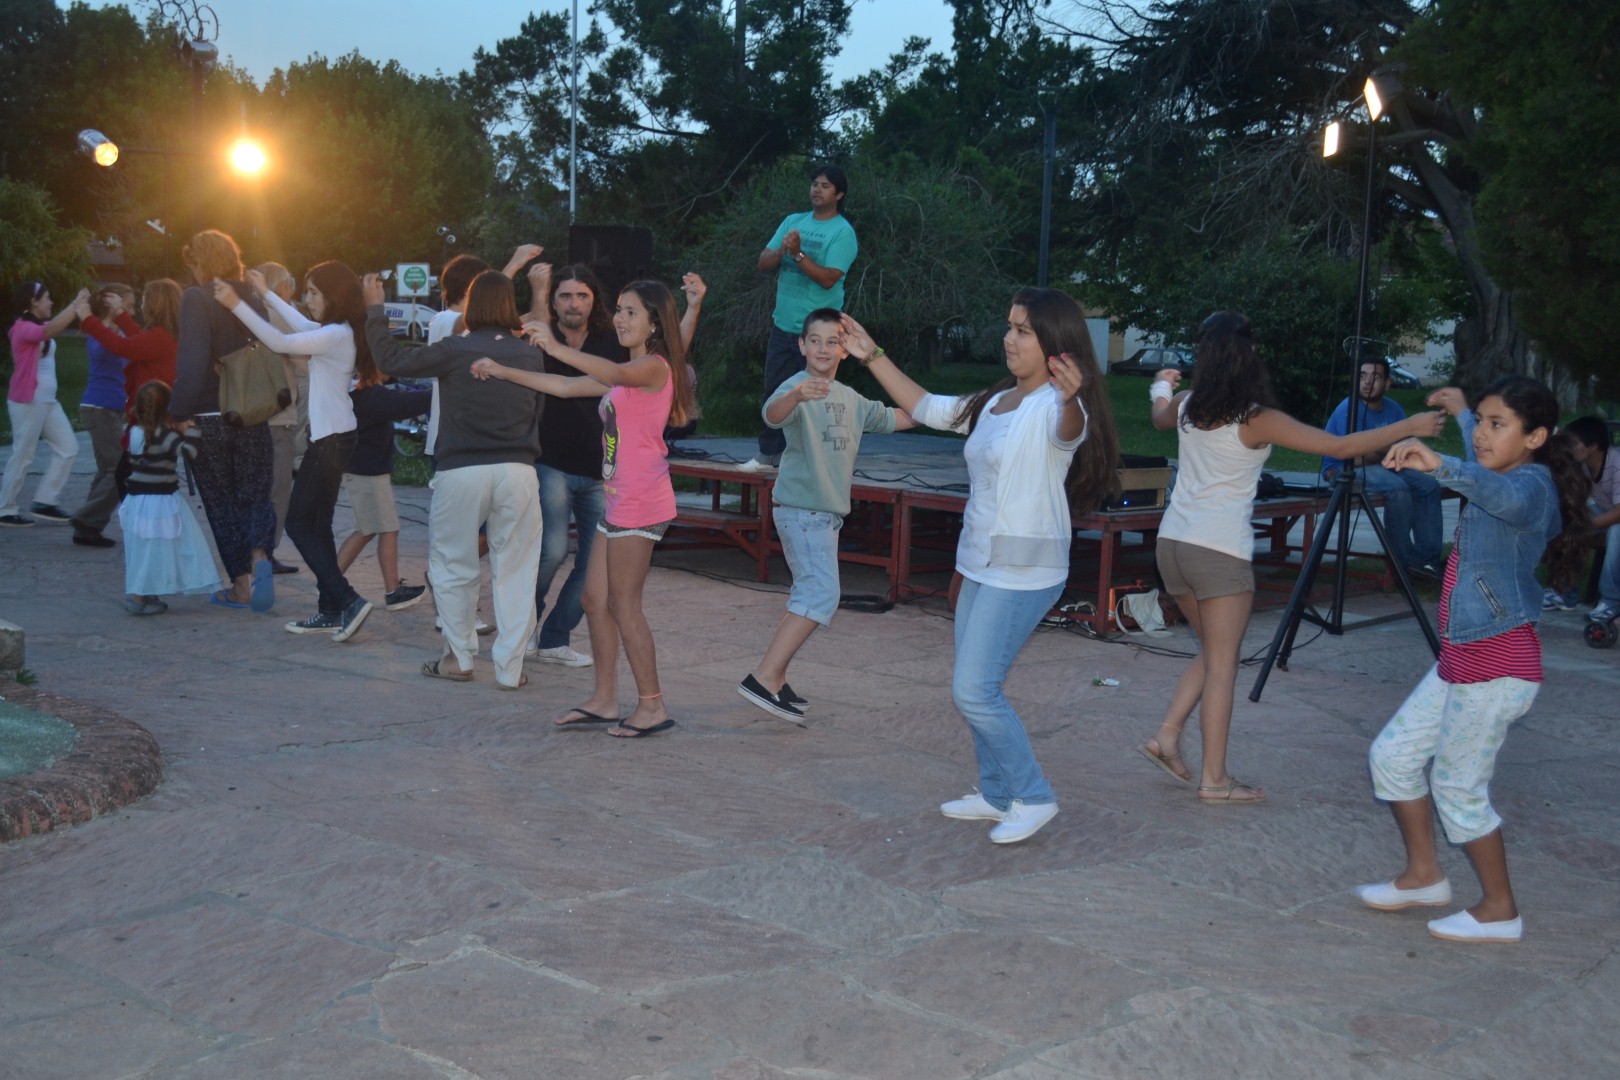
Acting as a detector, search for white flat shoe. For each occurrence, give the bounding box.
[1353,878,1453,911]
[1428,909,1523,943]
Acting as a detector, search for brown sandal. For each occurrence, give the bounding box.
[421,659,472,682]
[1139,740,1192,784]
[1197,778,1266,804]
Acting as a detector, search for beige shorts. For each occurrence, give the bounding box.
[1156,537,1253,600]
[343,473,399,535]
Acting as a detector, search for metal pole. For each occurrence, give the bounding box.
[569,0,578,224]
[1037,102,1056,287]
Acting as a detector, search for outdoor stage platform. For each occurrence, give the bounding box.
[660,433,1394,636]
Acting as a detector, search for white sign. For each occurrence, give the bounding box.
[396,262,431,298]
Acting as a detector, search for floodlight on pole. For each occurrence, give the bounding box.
[228,137,267,175]
[1323,121,1341,158]
[78,129,120,167]
[1362,69,1402,123]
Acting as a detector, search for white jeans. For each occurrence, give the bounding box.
[428,462,542,686]
[1,399,77,515]
[1368,666,1538,843]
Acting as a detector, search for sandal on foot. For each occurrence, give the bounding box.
[555,708,619,727]
[422,660,473,682]
[497,673,529,691]
[1139,740,1192,784]
[609,718,675,738]
[1198,779,1266,804]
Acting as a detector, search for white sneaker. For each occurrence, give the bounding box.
[475,617,494,636]
[1353,878,1452,911]
[988,800,1058,844]
[940,792,1005,821]
[1427,909,1523,943]
[534,644,593,667]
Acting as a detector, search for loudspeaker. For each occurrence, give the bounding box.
[569,225,653,302]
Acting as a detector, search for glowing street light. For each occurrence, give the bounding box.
[228,138,268,176]
[1323,121,1342,159]
[78,129,120,167]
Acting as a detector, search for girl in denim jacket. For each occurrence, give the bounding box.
[1355,376,1590,943]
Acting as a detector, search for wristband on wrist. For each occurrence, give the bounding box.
[1150,379,1174,403]
[860,346,885,367]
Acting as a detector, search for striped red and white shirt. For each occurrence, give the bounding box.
[1436,546,1543,684]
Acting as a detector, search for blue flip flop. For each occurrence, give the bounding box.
[210,590,249,610]
[249,559,275,613]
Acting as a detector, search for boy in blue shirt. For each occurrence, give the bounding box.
[738,309,912,723]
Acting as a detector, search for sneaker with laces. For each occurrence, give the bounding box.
[333,596,374,642]
[28,503,71,523]
[1543,587,1579,611]
[286,611,343,634]
[1587,598,1620,624]
[940,792,1005,821]
[736,674,806,724]
[534,644,594,667]
[0,514,35,528]
[385,581,427,610]
[988,800,1059,844]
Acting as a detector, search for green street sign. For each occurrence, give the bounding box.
[396,262,431,297]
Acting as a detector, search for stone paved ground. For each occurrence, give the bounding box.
[1,440,1618,1079]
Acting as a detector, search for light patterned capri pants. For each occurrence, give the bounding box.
[1368,665,1538,843]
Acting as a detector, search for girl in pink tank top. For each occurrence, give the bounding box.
[475,272,698,738]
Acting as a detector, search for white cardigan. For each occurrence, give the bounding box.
[911,384,1087,588]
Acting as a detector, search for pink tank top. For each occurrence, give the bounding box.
[600,354,676,528]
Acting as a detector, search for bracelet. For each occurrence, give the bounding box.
[860,346,885,367]
[1149,379,1174,403]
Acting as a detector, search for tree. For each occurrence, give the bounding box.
[0,178,91,367]
[1054,1,1531,393]
[1406,0,1620,397]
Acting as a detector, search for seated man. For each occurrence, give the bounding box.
[1563,416,1620,622]
[1322,357,1444,578]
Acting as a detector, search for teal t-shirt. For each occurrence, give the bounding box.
[767,212,859,334]
[765,372,896,516]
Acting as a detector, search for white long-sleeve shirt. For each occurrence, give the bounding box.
[229,292,357,440]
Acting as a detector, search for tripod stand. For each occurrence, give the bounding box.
[1248,460,1440,701]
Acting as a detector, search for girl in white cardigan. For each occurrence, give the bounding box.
[841,289,1120,844]
[214,261,372,641]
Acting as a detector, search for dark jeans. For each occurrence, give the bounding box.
[286,430,359,613]
[192,416,277,580]
[757,325,805,459]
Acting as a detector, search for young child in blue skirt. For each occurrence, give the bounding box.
[736,308,913,723]
[119,381,222,614]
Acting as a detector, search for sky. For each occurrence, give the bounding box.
[73,0,959,88]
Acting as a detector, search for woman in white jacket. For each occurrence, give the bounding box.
[214,262,370,640]
[841,289,1119,843]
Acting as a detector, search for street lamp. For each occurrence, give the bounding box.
[78,129,119,167]
[1250,66,1433,699]
[227,138,268,175]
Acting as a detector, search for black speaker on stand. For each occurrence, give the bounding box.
[568,225,654,303]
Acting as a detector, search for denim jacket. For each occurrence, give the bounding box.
[1429,454,1560,644]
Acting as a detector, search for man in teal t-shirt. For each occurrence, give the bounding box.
[743,164,859,469]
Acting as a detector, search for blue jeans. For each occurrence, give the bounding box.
[757,326,804,459]
[1599,522,1620,603]
[773,504,843,625]
[534,464,606,648]
[952,577,1064,809]
[1358,464,1442,569]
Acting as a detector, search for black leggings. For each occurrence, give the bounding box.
[286,430,360,613]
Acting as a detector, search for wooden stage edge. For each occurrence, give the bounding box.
[664,452,1399,637]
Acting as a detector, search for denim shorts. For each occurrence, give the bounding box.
[774,504,843,626]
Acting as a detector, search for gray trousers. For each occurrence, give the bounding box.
[71,405,126,532]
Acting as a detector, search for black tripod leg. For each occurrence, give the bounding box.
[1249,480,1350,700]
[1352,490,1441,656]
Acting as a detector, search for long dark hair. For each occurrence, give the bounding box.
[1481,375,1592,582]
[12,281,47,323]
[1182,310,1278,430]
[305,261,376,386]
[551,263,613,336]
[954,288,1120,514]
[620,280,696,429]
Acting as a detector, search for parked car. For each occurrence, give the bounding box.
[1110,345,1195,376]
[384,301,436,341]
[1387,362,1421,389]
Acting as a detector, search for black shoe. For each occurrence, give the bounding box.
[737,674,807,725]
[72,531,116,548]
[0,513,35,528]
[29,503,71,523]
[1406,562,1442,582]
[271,559,300,575]
[778,682,810,712]
[285,611,343,634]
[333,595,373,642]
[385,581,426,610]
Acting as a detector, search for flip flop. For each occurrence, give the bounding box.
[555,708,619,728]
[497,673,529,691]
[210,590,249,609]
[609,718,676,739]
[1197,779,1266,805]
[421,660,473,682]
[1139,740,1193,784]
[249,558,275,613]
